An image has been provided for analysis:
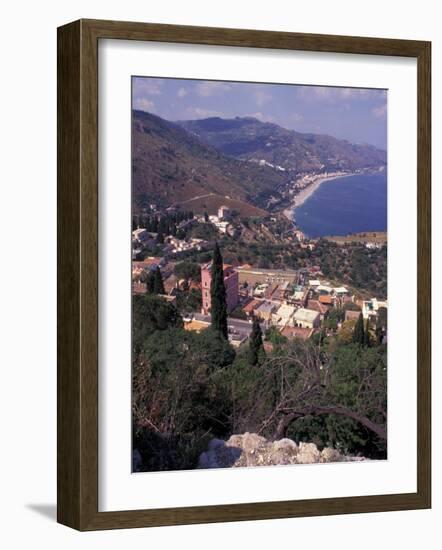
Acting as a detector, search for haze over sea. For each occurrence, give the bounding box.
[294,172,387,238]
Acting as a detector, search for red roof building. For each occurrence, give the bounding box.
[242,298,262,316]
[319,295,334,306]
[307,299,329,316]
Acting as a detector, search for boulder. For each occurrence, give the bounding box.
[320,447,344,463]
[198,434,363,468]
[297,442,321,464]
[271,438,298,465]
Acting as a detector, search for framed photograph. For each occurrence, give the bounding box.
[57,19,431,530]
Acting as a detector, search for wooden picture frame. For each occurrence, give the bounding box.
[57,19,431,530]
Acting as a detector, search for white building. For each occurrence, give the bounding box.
[366,242,382,249]
[292,290,306,302]
[273,304,296,326]
[362,298,388,320]
[317,284,334,294]
[218,205,230,220]
[132,228,149,243]
[253,284,268,298]
[294,308,320,329]
[214,221,229,234]
[334,286,349,295]
[167,236,209,254]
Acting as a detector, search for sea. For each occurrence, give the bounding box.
[294,172,387,238]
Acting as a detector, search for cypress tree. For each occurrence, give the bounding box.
[153,266,165,295]
[210,242,228,338]
[363,319,371,348]
[146,270,155,294]
[375,316,384,345]
[248,316,264,365]
[352,313,365,345]
[158,217,167,234]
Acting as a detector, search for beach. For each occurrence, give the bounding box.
[283,172,354,221]
[294,171,387,238]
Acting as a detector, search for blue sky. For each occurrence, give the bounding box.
[132,77,387,150]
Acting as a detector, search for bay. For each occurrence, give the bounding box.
[294,172,387,238]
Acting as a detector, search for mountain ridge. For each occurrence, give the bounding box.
[132,110,386,216]
[177,116,386,173]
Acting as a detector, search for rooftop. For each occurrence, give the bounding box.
[280,326,314,341]
[334,286,349,294]
[276,304,296,318]
[307,300,329,315]
[184,320,210,332]
[256,301,276,314]
[242,298,262,314]
[201,262,235,276]
[317,285,333,294]
[294,308,320,323]
[132,228,147,236]
[292,290,306,301]
[237,265,298,277]
[132,257,163,270]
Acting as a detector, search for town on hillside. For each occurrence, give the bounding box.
[131,203,388,351]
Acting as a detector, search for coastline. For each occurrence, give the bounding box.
[283,172,355,221]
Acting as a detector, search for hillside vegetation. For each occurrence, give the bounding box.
[132,110,287,214]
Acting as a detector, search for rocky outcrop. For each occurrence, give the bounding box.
[198,433,366,468]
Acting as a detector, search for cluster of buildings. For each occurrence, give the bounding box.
[195,206,238,236]
[256,159,286,172]
[132,205,239,261]
[166,236,210,255]
[365,242,384,250]
[132,227,156,258]
[132,227,211,260]
[187,261,388,346]
[131,208,388,350]
[235,275,346,340]
[290,170,349,194]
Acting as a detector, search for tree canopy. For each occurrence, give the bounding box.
[173,261,201,282]
[133,327,235,471]
[228,339,387,456]
[352,313,365,345]
[153,266,166,295]
[132,287,388,471]
[132,294,183,352]
[248,316,264,365]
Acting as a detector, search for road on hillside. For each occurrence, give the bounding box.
[179,193,216,205]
